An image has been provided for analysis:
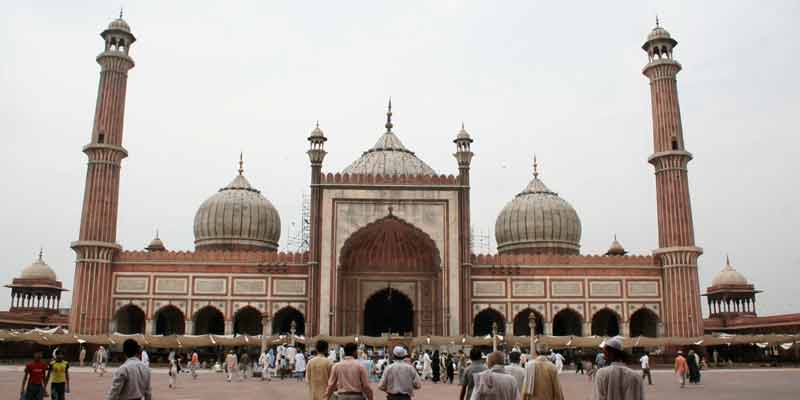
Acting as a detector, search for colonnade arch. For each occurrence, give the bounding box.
[193,305,225,335]
[363,288,413,336]
[513,309,545,336]
[114,304,145,334]
[154,305,186,335]
[233,306,263,336]
[473,308,506,336]
[629,308,659,337]
[552,308,583,336]
[591,308,621,336]
[272,306,305,335]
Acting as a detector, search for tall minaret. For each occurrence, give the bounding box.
[69,15,136,334]
[307,121,327,336]
[453,123,473,335]
[642,20,704,337]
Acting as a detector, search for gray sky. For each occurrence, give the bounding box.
[1,1,798,316]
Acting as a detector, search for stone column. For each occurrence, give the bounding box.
[145,319,154,335]
[622,322,630,337]
[544,322,553,336]
[185,320,194,335]
[225,320,233,336]
[583,322,592,337]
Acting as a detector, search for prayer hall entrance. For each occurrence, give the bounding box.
[363,288,414,336]
[336,215,443,336]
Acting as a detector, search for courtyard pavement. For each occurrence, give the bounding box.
[1,365,799,399]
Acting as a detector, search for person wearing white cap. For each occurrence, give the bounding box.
[591,336,644,400]
[378,346,421,400]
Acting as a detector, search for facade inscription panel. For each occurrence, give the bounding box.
[590,281,622,297]
[551,281,583,297]
[512,280,545,297]
[155,277,187,294]
[194,278,227,295]
[273,279,306,296]
[233,279,267,295]
[116,277,148,293]
[628,281,659,297]
[472,281,506,297]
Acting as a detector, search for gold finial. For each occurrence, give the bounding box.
[238,152,244,175]
[533,154,539,179]
[385,97,393,131]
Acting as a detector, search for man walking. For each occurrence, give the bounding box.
[324,342,374,400]
[505,351,526,395]
[94,346,107,376]
[522,348,564,400]
[459,347,487,400]
[106,339,152,400]
[378,346,422,400]
[241,351,251,380]
[79,347,86,367]
[225,350,239,382]
[45,349,70,400]
[470,351,520,400]
[639,353,652,385]
[20,351,49,400]
[191,350,199,380]
[591,337,644,400]
[141,348,149,368]
[307,340,333,400]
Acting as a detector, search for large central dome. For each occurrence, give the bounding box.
[193,161,281,252]
[495,159,581,255]
[342,101,436,176]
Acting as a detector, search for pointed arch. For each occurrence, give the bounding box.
[553,308,583,336]
[473,308,506,336]
[193,305,225,335]
[513,308,545,336]
[591,308,621,336]
[629,308,659,337]
[272,306,305,335]
[154,305,185,335]
[233,306,263,336]
[113,304,145,334]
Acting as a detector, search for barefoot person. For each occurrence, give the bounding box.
[378,346,421,400]
[106,339,152,400]
[470,351,520,400]
[522,347,564,400]
[325,342,374,400]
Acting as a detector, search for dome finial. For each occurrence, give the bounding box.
[533,154,539,179]
[315,120,319,129]
[385,97,393,132]
[726,254,731,267]
[655,14,660,27]
[238,152,244,176]
[155,228,160,240]
[38,247,43,261]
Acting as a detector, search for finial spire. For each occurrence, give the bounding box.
[726,254,730,266]
[238,152,244,175]
[655,14,660,27]
[385,97,393,131]
[38,247,43,261]
[155,228,160,240]
[461,121,465,130]
[120,7,124,19]
[315,120,319,129]
[533,154,539,179]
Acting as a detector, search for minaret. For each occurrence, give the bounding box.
[642,21,704,337]
[69,14,136,334]
[307,121,327,336]
[454,123,473,335]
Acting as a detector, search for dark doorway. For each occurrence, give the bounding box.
[194,306,225,335]
[591,309,620,336]
[513,309,545,336]
[629,308,659,337]
[115,304,145,334]
[473,308,506,336]
[272,307,305,335]
[363,288,413,336]
[553,308,583,336]
[234,306,263,336]
[155,305,185,335]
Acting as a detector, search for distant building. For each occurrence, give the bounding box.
[1,251,69,329]
[703,257,800,334]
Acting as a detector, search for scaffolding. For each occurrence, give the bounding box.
[470,226,494,254]
[288,192,310,252]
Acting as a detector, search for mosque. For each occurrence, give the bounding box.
[5,16,798,339]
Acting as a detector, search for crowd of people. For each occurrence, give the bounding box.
[17,336,714,400]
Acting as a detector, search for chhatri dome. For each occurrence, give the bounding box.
[20,250,58,281]
[342,100,437,176]
[193,156,281,251]
[711,256,749,287]
[495,157,582,255]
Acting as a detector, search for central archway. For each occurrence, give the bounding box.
[473,308,506,336]
[363,288,413,336]
[513,309,545,336]
[194,306,225,335]
[234,306,263,336]
[591,309,621,337]
[337,215,442,336]
[154,305,185,335]
[553,308,583,336]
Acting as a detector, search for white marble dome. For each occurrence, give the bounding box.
[20,253,57,281]
[495,170,581,255]
[193,172,281,251]
[711,257,749,287]
[107,18,131,33]
[343,131,436,176]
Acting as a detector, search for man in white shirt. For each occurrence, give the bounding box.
[140,348,149,367]
[504,351,526,395]
[106,339,152,400]
[592,337,644,400]
[471,352,520,400]
[639,353,652,385]
[294,352,306,381]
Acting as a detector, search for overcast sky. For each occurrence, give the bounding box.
[1,1,797,317]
